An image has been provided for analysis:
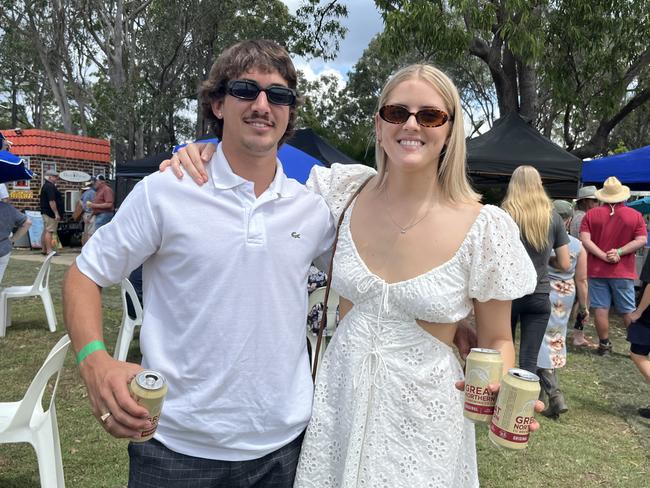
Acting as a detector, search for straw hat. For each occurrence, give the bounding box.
[595,176,630,203]
[576,185,598,201]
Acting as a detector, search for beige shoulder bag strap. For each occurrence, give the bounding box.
[312,176,373,381]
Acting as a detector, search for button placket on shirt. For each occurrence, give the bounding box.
[238,182,279,246]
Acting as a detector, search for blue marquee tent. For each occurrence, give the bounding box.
[581,145,650,188]
[173,137,323,185]
[115,129,356,206]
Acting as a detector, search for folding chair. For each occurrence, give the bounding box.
[306,286,339,368]
[0,334,71,487]
[113,278,143,361]
[0,251,57,337]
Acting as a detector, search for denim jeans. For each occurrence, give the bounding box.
[94,211,114,230]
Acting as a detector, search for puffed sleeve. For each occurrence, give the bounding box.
[467,205,537,302]
[306,163,377,222]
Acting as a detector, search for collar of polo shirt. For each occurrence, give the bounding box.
[210,143,298,198]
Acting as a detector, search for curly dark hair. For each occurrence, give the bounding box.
[200,39,300,147]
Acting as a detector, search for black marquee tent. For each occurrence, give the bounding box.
[467,113,581,199]
[115,129,357,206]
[285,128,356,166]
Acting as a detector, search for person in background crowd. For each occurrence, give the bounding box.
[0,201,31,283]
[125,265,143,320]
[536,200,588,418]
[1,134,13,203]
[0,183,9,203]
[80,180,96,245]
[502,165,570,374]
[88,174,114,230]
[570,185,599,238]
[0,132,11,152]
[569,185,599,348]
[580,176,647,356]
[39,169,64,255]
[627,252,650,418]
[306,265,330,331]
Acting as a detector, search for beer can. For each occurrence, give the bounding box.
[489,368,541,450]
[129,370,168,442]
[463,348,503,423]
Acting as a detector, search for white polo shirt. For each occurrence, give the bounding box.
[77,144,335,460]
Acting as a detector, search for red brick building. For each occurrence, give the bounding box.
[0,129,111,212]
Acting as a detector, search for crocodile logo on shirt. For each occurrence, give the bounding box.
[291,232,301,239]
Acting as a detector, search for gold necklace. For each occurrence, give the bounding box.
[383,189,432,234]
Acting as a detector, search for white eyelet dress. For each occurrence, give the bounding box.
[294,164,537,488]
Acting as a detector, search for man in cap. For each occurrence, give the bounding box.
[580,176,647,355]
[87,174,114,230]
[39,168,64,254]
[570,185,599,238]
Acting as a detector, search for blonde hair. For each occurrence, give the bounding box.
[374,64,480,204]
[502,165,553,251]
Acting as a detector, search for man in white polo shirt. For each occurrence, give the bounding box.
[62,40,335,487]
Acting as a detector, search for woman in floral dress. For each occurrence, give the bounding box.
[537,200,588,418]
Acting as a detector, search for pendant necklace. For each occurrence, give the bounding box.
[383,189,432,234]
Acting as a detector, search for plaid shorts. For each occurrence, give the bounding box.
[128,433,304,488]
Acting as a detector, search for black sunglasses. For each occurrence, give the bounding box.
[226,79,297,106]
[379,104,452,128]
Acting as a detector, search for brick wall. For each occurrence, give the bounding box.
[8,155,111,212]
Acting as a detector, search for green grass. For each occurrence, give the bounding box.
[1,256,649,487]
[0,257,129,488]
[476,322,650,487]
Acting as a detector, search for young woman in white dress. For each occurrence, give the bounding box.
[164,64,539,487]
[290,64,536,487]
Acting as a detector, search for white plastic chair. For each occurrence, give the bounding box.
[113,278,143,361]
[307,286,339,367]
[0,334,71,488]
[0,251,57,338]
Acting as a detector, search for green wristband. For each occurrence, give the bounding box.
[76,340,107,365]
[617,248,623,256]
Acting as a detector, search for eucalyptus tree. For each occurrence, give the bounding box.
[376,0,650,157]
[1,0,348,162]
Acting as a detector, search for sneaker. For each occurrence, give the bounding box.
[638,408,650,419]
[596,343,612,356]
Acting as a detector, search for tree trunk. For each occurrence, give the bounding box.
[479,37,519,116]
[518,61,537,121]
[136,123,144,159]
[27,13,75,133]
[571,89,650,158]
[10,74,19,128]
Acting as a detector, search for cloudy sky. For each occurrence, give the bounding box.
[282,1,384,83]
